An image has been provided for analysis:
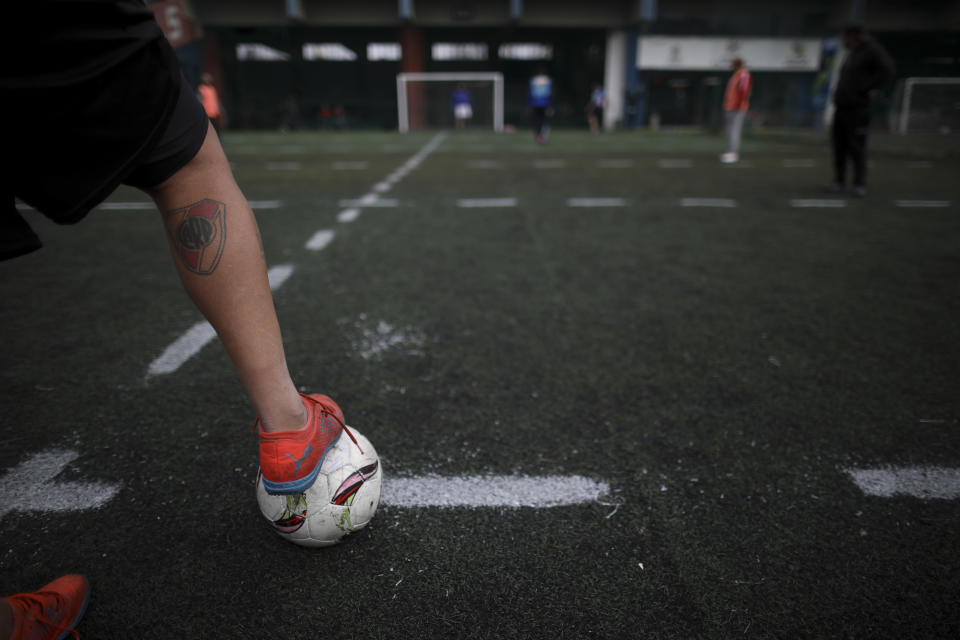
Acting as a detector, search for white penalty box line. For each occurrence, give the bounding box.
[846,466,960,500]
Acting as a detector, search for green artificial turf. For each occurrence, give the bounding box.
[2,129,958,638]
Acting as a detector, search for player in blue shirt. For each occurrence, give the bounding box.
[451,83,472,130]
[529,68,553,144]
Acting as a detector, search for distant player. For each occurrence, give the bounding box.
[2,2,350,636]
[451,83,472,130]
[586,83,606,134]
[828,23,895,197]
[198,72,223,133]
[529,67,553,144]
[720,57,752,164]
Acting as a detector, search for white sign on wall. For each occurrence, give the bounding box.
[637,37,822,71]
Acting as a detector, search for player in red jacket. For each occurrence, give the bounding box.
[721,58,752,164]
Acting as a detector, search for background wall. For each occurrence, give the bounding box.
[158,0,960,131]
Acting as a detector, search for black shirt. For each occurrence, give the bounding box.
[3,1,162,88]
[833,36,896,110]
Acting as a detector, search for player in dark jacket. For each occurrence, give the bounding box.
[829,24,895,196]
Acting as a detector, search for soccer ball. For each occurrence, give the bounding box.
[256,428,382,547]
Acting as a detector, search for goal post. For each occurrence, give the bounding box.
[397,72,504,132]
[895,77,960,134]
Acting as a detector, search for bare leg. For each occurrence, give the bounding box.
[141,122,305,432]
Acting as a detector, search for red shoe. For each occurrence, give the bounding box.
[3,574,90,640]
[256,393,360,495]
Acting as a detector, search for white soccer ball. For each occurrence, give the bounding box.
[256,428,382,547]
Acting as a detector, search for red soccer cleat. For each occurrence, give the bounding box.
[256,393,360,495]
[3,574,90,640]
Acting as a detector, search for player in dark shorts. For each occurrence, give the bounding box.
[2,3,348,637]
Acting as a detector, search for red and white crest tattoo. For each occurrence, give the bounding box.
[166,198,227,275]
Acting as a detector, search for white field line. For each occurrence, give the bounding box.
[146,264,294,377]
[534,159,566,169]
[146,322,217,376]
[94,199,286,211]
[338,198,398,208]
[895,200,951,208]
[457,198,518,208]
[0,450,121,520]
[305,229,335,251]
[98,202,154,210]
[381,474,610,508]
[249,200,284,209]
[791,199,846,208]
[336,134,443,215]
[680,197,737,208]
[333,161,369,170]
[721,160,754,169]
[337,208,361,223]
[599,159,635,168]
[568,197,627,207]
[466,160,502,169]
[658,159,693,169]
[267,264,295,289]
[265,161,302,171]
[845,466,960,500]
[783,158,816,168]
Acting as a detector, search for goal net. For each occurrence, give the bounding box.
[892,77,960,134]
[397,72,504,132]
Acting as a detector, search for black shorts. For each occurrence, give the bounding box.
[2,37,208,260]
[124,74,209,190]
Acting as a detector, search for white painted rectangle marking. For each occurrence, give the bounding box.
[267,264,295,290]
[333,161,369,170]
[658,159,693,169]
[466,160,502,169]
[147,321,217,376]
[249,200,283,209]
[783,159,816,168]
[680,197,737,208]
[599,159,635,168]
[305,229,335,251]
[457,198,518,208]
[266,161,302,171]
[895,200,951,208]
[790,199,846,208]
[98,202,155,210]
[0,450,120,519]
[568,198,627,207]
[339,198,398,208]
[381,474,609,508]
[337,208,361,223]
[845,466,960,500]
[534,159,566,169]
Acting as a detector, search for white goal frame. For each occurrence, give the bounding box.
[897,77,960,134]
[396,72,504,133]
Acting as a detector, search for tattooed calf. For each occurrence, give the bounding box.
[164,198,227,275]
